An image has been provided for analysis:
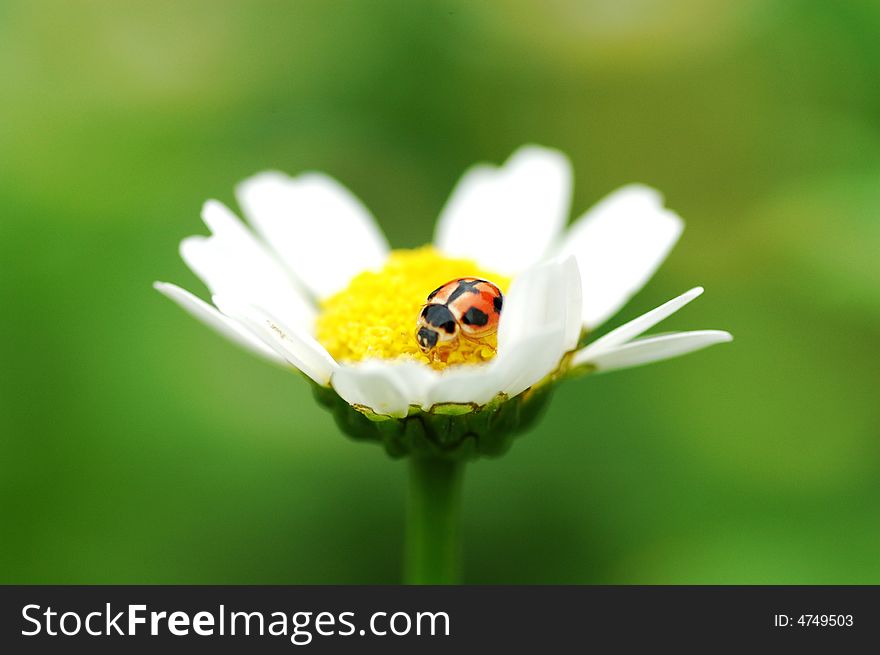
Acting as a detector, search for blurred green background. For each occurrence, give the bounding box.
[2,0,879,584]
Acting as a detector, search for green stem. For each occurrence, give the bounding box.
[404,456,465,585]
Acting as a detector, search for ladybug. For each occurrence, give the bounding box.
[415,278,503,355]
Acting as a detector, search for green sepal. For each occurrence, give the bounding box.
[311,382,556,461]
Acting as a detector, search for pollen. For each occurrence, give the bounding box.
[315,246,510,370]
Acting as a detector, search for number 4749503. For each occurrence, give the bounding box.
[797,615,854,627]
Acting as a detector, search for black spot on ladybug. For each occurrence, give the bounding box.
[446,279,484,304]
[462,307,489,327]
[417,326,438,349]
[426,284,444,301]
[493,295,503,313]
[441,321,456,334]
[423,304,456,330]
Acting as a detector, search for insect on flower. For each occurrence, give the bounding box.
[416,278,503,359]
[154,144,734,586]
[155,144,733,457]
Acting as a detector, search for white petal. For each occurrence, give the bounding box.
[422,363,503,408]
[181,200,315,330]
[236,171,389,299]
[379,360,437,408]
[214,295,337,385]
[435,145,572,274]
[426,325,565,407]
[559,184,684,328]
[576,287,704,361]
[497,326,568,398]
[497,256,581,356]
[497,262,556,352]
[328,323,569,414]
[153,282,285,365]
[561,256,584,351]
[573,330,733,372]
[331,362,413,418]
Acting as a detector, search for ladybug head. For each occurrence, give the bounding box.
[416,326,439,352]
[416,304,460,352]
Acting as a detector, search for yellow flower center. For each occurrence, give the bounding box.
[316,246,510,370]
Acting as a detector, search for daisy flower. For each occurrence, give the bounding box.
[155,145,731,582]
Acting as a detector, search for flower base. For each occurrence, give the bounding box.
[311,382,555,461]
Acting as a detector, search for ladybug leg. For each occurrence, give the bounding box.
[459,332,497,353]
[428,349,450,365]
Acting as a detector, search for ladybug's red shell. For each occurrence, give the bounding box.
[427,278,503,338]
[416,278,503,353]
